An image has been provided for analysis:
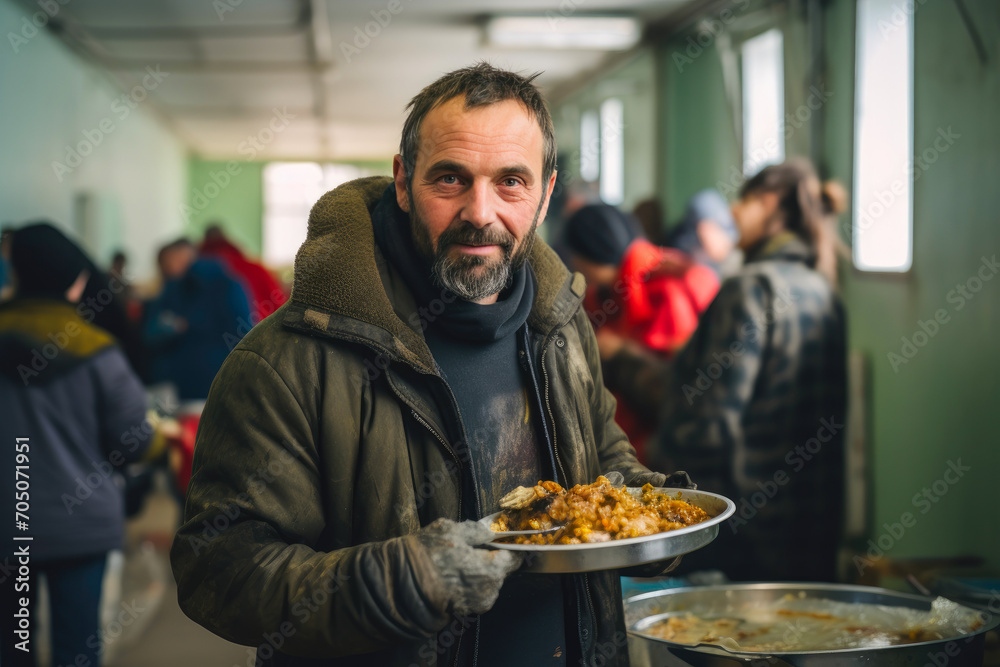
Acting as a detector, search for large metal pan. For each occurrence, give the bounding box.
[480,487,736,574]
[625,583,1000,666]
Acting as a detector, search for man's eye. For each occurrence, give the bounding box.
[502,178,521,187]
[440,175,459,184]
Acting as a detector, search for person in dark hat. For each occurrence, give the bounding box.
[0,222,153,667]
[664,189,741,278]
[562,203,719,461]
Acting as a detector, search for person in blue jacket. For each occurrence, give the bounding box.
[143,238,252,400]
[0,223,154,667]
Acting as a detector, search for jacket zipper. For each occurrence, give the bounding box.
[409,409,462,522]
[318,331,478,519]
[538,334,570,485]
[582,573,597,650]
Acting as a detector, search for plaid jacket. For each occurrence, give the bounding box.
[605,233,847,581]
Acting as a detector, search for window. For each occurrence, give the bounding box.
[852,0,913,272]
[599,97,625,205]
[262,162,379,267]
[741,28,785,176]
[579,110,600,183]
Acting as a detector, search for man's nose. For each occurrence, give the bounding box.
[461,180,498,229]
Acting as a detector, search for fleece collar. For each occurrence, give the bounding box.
[285,176,584,373]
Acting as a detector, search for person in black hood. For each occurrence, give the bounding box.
[0,223,153,667]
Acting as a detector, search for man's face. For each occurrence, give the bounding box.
[393,97,557,304]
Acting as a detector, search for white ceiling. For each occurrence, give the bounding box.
[46,0,695,161]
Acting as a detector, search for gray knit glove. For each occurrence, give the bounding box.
[624,470,697,490]
[415,518,523,617]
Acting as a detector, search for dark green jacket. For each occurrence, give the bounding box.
[170,176,653,666]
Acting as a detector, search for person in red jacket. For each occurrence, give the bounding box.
[563,204,718,461]
[199,225,287,322]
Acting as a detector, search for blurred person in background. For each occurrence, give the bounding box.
[0,223,154,667]
[143,238,251,401]
[563,203,719,461]
[199,223,288,322]
[605,158,849,582]
[0,229,12,300]
[664,188,741,278]
[632,197,666,245]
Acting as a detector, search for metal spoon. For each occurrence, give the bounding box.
[490,525,563,539]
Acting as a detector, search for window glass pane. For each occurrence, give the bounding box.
[599,97,625,205]
[262,162,323,267]
[742,28,785,176]
[580,110,600,182]
[853,0,913,272]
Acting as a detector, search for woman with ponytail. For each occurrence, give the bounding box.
[604,158,849,582]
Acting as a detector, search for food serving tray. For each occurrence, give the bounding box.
[480,487,735,574]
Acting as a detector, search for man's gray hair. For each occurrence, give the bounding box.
[399,62,557,188]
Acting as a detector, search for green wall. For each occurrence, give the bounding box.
[0,0,187,282]
[658,30,741,221]
[184,159,266,258]
[551,50,660,213]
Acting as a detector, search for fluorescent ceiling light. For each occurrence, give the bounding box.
[486,16,641,50]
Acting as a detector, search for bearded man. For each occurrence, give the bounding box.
[171,63,686,667]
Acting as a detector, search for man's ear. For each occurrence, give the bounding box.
[392,155,410,213]
[535,170,558,229]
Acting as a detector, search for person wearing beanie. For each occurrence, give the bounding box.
[562,204,719,461]
[0,223,154,667]
[664,189,741,278]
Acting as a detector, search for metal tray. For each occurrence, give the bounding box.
[480,487,735,574]
[624,583,1000,666]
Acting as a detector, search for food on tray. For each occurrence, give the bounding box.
[638,595,985,651]
[489,475,710,545]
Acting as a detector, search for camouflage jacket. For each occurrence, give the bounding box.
[604,233,847,581]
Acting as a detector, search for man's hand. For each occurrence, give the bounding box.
[624,470,697,490]
[414,519,523,617]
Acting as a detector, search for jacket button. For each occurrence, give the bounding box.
[555,337,565,348]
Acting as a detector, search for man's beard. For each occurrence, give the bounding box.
[408,193,545,301]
